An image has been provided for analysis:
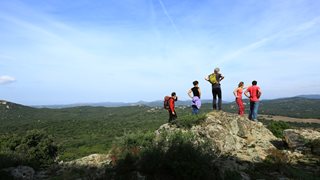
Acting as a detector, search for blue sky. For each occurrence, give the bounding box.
[0,0,320,105]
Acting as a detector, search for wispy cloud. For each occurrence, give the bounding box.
[157,0,181,37]
[217,16,320,65]
[0,75,16,84]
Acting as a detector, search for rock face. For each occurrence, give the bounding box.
[10,166,35,180]
[284,129,320,154]
[157,111,278,162]
[62,154,111,168]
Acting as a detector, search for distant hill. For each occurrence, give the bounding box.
[221,97,320,119]
[32,94,320,108]
[297,94,320,99]
[33,99,225,108]
[33,102,134,108]
[0,100,35,114]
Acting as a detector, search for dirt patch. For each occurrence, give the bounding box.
[260,115,320,124]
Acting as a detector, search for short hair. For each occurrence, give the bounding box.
[193,81,199,86]
[214,67,220,73]
[171,92,176,96]
[252,80,257,85]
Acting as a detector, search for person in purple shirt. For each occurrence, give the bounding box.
[188,80,201,115]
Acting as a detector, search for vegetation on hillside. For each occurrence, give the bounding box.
[1,100,319,179]
[0,130,58,169]
[0,97,319,171]
[107,130,220,179]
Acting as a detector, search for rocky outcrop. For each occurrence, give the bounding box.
[61,153,111,168]
[3,166,35,180]
[157,111,278,162]
[284,129,320,155]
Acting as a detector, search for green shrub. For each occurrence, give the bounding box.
[0,130,58,169]
[175,114,207,129]
[267,121,291,138]
[310,138,320,156]
[110,130,219,179]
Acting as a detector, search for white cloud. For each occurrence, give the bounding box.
[217,16,320,65]
[0,75,16,84]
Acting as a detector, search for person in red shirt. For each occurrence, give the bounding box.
[168,92,178,123]
[233,81,246,116]
[244,80,262,121]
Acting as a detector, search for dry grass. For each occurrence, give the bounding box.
[260,115,320,124]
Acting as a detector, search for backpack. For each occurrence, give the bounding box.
[164,96,171,110]
[209,73,218,84]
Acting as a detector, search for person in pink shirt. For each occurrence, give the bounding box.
[244,80,262,121]
[233,82,246,116]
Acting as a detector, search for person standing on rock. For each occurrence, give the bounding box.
[205,67,224,110]
[233,81,246,116]
[244,80,262,121]
[164,92,178,123]
[188,80,201,115]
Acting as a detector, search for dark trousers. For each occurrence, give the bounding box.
[212,87,222,110]
[168,110,177,122]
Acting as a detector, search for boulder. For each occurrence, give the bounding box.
[10,166,35,180]
[62,153,111,168]
[156,111,278,162]
[283,129,320,154]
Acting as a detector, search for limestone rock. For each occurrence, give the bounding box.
[283,129,320,153]
[156,111,278,162]
[62,153,111,168]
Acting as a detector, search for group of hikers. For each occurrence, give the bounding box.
[164,67,262,123]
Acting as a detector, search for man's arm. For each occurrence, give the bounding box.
[219,75,225,82]
[204,75,210,81]
[257,88,262,98]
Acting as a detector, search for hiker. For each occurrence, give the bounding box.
[164,92,178,123]
[233,81,246,116]
[205,67,224,110]
[188,80,201,115]
[244,80,262,121]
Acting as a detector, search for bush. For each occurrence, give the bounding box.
[109,130,219,179]
[310,138,320,156]
[267,121,291,138]
[175,114,207,129]
[0,130,58,169]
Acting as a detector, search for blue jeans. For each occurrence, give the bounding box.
[249,101,259,121]
[192,105,199,115]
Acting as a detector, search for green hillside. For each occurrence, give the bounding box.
[219,97,320,119]
[1,97,319,162]
[1,101,196,160]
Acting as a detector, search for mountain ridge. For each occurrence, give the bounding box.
[28,94,320,109]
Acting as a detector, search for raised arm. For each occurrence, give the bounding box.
[187,89,193,99]
[233,88,238,98]
[219,75,225,82]
[244,89,250,98]
[204,75,210,82]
